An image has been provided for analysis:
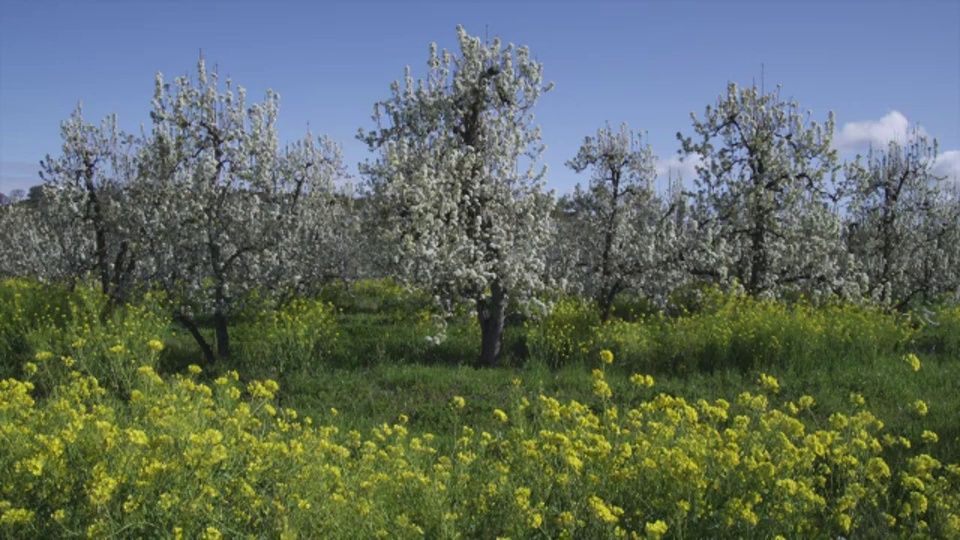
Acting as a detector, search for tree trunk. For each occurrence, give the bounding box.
[83,169,111,298]
[214,309,230,361]
[599,286,618,323]
[598,167,623,321]
[175,313,215,365]
[748,223,768,296]
[108,239,135,304]
[212,273,230,361]
[476,282,507,367]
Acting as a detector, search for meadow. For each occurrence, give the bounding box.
[2,277,960,538]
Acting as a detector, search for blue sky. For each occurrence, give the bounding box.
[1,1,958,196]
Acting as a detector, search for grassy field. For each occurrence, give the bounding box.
[2,278,960,538]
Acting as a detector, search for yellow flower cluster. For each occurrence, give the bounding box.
[233,297,339,376]
[629,373,655,388]
[1,361,959,538]
[6,280,170,395]
[904,353,922,372]
[758,373,780,394]
[526,298,600,367]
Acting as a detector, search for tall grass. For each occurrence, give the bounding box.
[597,290,914,377]
[0,279,169,394]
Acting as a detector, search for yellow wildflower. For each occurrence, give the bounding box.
[599,349,614,365]
[0,508,34,525]
[514,487,531,510]
[866,457,891,481]
[909,492,929,514]
[530,512,543,528]
[903,353,921,372]
[248,380,277,400]
[593,378,612,399]
[758,373,780,394]
[645,519,669,539]
[838,513,852,533]
[589,495,620,524]
[126,429,149,446]
[912,399,928,417]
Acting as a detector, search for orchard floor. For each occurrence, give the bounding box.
[159,313,960,467]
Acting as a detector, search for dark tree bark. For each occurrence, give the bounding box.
[597,166,622,322]
[476,281,507,367]
[175,313,215,365]
[214,309,230,361]
[212,276,231,361]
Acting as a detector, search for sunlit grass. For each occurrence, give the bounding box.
[1,278,959,537]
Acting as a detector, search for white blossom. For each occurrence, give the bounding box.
[359,26,555,365]
[843,127,960,307]
[563,122,683,318]
[134,57,344,362]
[677,82,846,299]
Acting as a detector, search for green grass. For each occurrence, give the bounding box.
[263,351,960,467]
[4,278,958,465]
[128,281,960,468]
[3,279,960,538]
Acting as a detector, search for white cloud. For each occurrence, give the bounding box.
[932,150,960,185]
[656,153,701,180]
[834,110,927,151]
[833,112,958,187]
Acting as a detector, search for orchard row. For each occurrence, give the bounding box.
[1,25,957,366]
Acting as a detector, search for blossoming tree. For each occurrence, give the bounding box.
[678,83,847,298]
[263,132,350,298]
[135,58,343,363]
[359,26,555,366]
[843,128,960,307]
[35,104,138,298]
[0,202,75,281]
[565,123,682,319]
